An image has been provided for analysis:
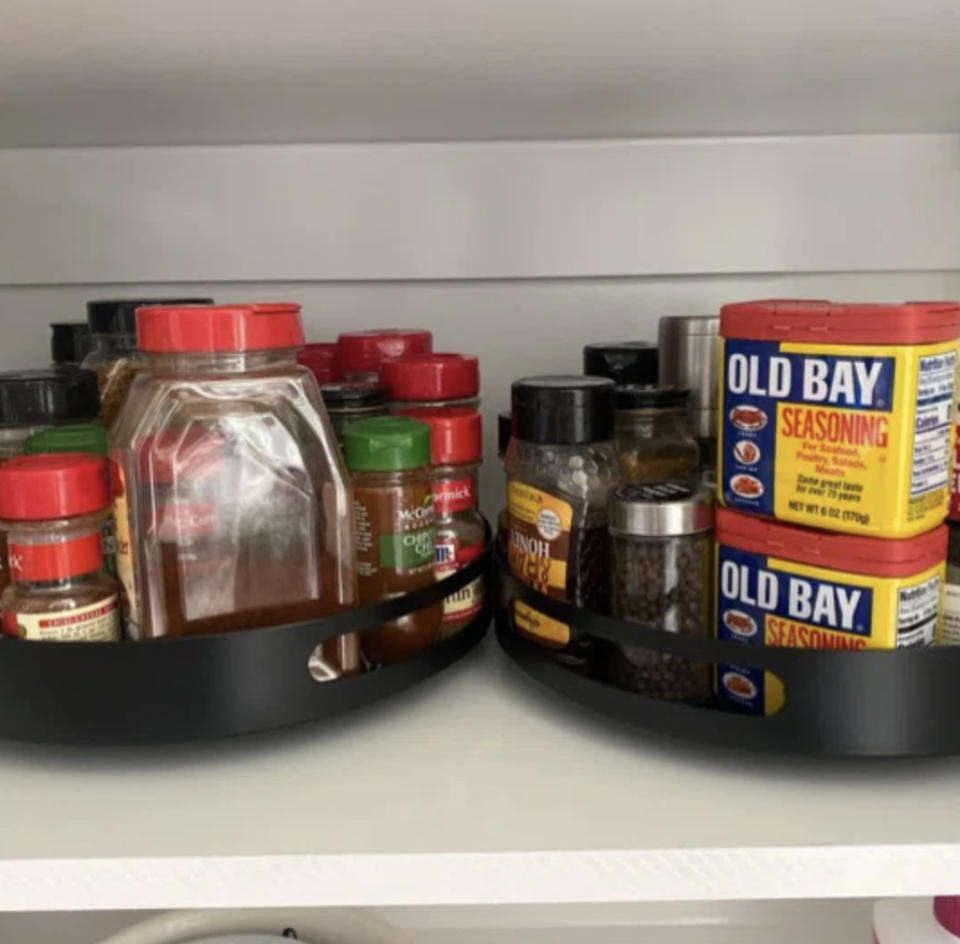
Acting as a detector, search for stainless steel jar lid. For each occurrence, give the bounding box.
[610,481,714,536]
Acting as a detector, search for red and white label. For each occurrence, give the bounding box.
[2,595,121,641]
[432,476,476,515]
[435,539,485,627]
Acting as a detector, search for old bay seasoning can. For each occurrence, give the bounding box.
[715,507,948,715]
[719,299,960,538]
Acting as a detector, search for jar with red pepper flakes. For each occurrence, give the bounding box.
[0,454,120,642]
[399,408,485,638]
[337,329,433,382]
[381,353,480,411]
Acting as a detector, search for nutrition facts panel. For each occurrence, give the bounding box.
[910,351,956,497]
[896,574,940,647]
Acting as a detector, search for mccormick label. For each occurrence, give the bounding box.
[715,543,943,715]
[432,476,476,515]
[435,535,484,633]
[719,338,959,537]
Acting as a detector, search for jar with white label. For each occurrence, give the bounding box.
[944,522,960,645]
[0,454,120,642]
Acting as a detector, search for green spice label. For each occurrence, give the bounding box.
[380,526,436,571]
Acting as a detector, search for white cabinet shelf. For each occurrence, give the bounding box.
[1,0,959,147]
[2,639,960,911]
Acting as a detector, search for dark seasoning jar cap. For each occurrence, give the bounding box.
[320,382,389,409]
[512,376,615,445]
[86,297,214,336]
[615,384,691,410]
[583,342,658,386]
[610,481,714,537]
[50,322,94,365]
[0,369,100,426]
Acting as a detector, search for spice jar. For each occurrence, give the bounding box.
[583,342,658,386]
[506,376,617,673]
[83,297,212,428]
[399,408,485,638]
[0,454,120,641]
[615,385,700,485]
[321,382,389,444]
[344,416,443,664]
[382,353,480,411]
[50,322,94,367]
[110,303,359,679]
[608,482,713,702]
[299,343,340,384]
[338,329,433,382]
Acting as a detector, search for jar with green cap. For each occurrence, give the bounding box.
[344,416,442,665]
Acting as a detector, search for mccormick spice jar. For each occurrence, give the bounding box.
[110,303,359,679]
[0,454,120,641]
[337,329,433,382]
[506,376,617,673]
[84,297,212,428]
[321,382,389,444]
[719,299,960,538]
[608,482,714,703]
[614,385,700,485]
[583,342,658,386]
[299,343,340,384]
[344,416,443,664]
[399,408,485,638]
[50,322,94,367]
[382,353,480,411]
[716,507,947,715]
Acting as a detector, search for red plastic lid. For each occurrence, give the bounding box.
[137,303,304,353]
[0,454,110,520]
[721,299,960,345]
[397,408,483,464]
[716,507,947,578]
[298,343,340,383]
[381,353,480,401]
[337,329,432,373]
[935,897,960,936]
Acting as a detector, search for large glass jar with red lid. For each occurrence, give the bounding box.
[337,329,432,382]
[110,303,359,680]
[398,407,485,638]
[0,454,120,641]
[381,353,480,411]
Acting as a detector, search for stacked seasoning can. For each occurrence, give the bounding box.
[716,299,960,714]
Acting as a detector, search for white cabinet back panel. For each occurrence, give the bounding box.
[2,271,959,514]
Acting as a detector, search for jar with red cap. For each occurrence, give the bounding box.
[337,329,432,382]
[0,454,120,641]
[298,342,340,384]
[110,303,359,680]
[399,408,485,637]
[381,353,480,412]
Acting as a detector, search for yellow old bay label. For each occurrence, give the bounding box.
[507,480,573,647]
[715,543,944,715]
[719,338,959,537]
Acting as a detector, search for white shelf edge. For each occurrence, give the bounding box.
[4,845,960,912]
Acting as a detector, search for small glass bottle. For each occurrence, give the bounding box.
[608,481,713,702]
[382,353,480,411]
[337,328,433,382]
[505,376,617,674]
[398,407,485,638]
[0,454,120,642]
[614,385,700,485]
[344,416,443,665]
[83,297,212,427]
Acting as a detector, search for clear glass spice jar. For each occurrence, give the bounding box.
[608,481,714,702]
[398,407,485,639]
[506,376,618,674]
[110,303,359,679]
[0,454,120,642]
[83,297,212,428]
[344,416,443,664]
[614,384,701,485]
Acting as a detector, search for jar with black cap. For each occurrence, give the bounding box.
[83,297,212,427]
[505,375,617,673]
[320,381,389,445]
[615,384,700,485]
[50,322,94,367]
[583,342,658,386]
[608,481,713,703]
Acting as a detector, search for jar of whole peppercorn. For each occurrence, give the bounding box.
[506,376,617,674]
[614,384,700,485]
[608,481,714,703]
